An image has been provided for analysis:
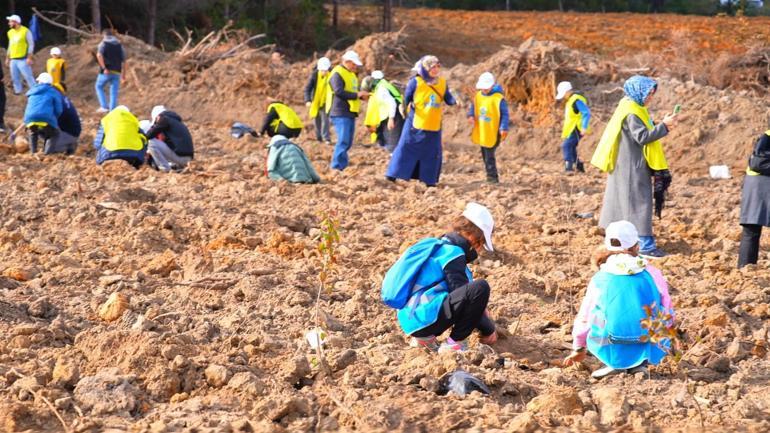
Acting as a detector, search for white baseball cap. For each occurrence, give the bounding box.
[462,202,495,252]
[371,70,384,80]
[50,47,62,56]
[139,120,152,134]
[341,50,363,66]
[604,220,640,252]
[151,105,166,121]
[555,81,573,100]
[6,15,21,24]
[36,73,53,84]
[317,57,331,71]
[476,72,495,90]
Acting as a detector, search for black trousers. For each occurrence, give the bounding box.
[738,224,762,268]
[412,279,495,342]
[480,139,500,181]
[28,124,59,153]
[0,80,5,127]
[375,111,404,153]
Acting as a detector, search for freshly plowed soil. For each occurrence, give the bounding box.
[1,7,770,433]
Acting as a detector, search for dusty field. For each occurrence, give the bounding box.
[1,7,770,433]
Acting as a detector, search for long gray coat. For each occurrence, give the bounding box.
[598,114,669,236]
[740,174,770,227]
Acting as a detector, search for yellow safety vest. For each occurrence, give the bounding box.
[268,103,303,132]
[471,91,503,148]
[561,93,590,139]
[591,97,668,173]
[413,76,447,132]
[747,130,770,176]
[7,26,29,59]
[308,70,330,119]
[101,109,146,152]
[47,58,66,86]
[326,65,360,114]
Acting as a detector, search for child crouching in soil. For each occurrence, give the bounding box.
[564,220,675,378]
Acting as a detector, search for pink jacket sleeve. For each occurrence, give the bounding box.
[645,265,674,316]
[571,280,600,350]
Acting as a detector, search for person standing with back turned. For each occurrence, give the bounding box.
[95,29,126,113]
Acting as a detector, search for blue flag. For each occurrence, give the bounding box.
[29,15,42,43]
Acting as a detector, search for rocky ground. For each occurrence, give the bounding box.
[1,7,770,433]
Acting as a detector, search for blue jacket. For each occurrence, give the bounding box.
[24,84,63,128]
[467,84,510,132]
[59,96,81,137]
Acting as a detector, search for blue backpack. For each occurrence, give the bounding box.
[381,238,444,309]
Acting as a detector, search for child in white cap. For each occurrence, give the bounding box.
[383,202,498,353]
[46,47,67,91]
[564,220,675,378]
[555,81,591,173]
[467,72,509,183]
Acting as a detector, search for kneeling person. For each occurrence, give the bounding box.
[267,134,320,184]
[145,105,194,172]
[259,101,302,138]
[23,73,63,154]
[44,84,81,155]
[93,106,147,168]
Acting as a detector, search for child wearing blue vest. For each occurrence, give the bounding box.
[564,220,675,378]
[396,203,498,353]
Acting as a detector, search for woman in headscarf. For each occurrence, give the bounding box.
[385,55,457,187]
[590,76,677,258]
[738,129,770,268]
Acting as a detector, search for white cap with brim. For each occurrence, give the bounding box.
[371,70,384,80]
[476,72,495,90]
[555,81,573,100]
[50,47,62,56]
[317,57,331,71]
[342,50,363,66]
[604,220,640,252]
[462,202,495,252]
[6,15,21,24]
[36,73,53,85]
[151,105,166,122]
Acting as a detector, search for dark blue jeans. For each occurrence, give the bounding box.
[561,129,581,163]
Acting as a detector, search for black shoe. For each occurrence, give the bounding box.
[565,161,574,172]
[576,161,585,173]
[385,176,396,183]
[487,177,499,184]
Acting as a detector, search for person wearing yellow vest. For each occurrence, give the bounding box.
[93,106,147,168]
[362,70,404,153]
[303,57,332,143]
[556,81,591,173]
[738,130,770,268]
[591,76,677,258]
[46,47,67,91]
[258,101,303,139]
[5,14,36,95]
[328,50,369,171]
[386,55,458,186]
[467,72,509,184]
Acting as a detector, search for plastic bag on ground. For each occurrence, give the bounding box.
[437,369,490,396]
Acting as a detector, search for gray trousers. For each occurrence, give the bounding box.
[314,109,331,142]
[148,139,192,171]
[44,131,78,155]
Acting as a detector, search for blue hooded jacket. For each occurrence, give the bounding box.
[24,84,63,129]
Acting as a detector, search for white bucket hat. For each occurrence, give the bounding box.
[341,50,362,66]
[462,202,495,252]
[555,81,573,100]
[476,72,495,90]
[151,105,167,122]
[6,15,21,24]
[36,73,53,84]
[317,57,331,71]
[50,47,62,56]
[604,220,640,252]
[371,70,384,80]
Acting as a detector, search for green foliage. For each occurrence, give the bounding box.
[316,211,341,294]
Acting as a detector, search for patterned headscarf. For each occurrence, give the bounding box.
[623,75,658,106]
[418,55,440,83]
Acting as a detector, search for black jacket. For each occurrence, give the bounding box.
[328,68,359,118]
[304,70,318,103]
[58,96,81,137]
[145,111,194,158]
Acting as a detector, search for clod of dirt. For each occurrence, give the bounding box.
[525,386,584,417]
[27,297,54,319]
[281,355,312,385]
[227,372,265,397]
[2,267,39,282]
[204,364,231,388]
[98,292,130,322]
[143,250,180,277]
[52,357,80,388]
[592,386,630,426]
[74,368,139,415]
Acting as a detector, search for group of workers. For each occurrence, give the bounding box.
[3,13,194,172]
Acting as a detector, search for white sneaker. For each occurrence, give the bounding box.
[96,107,109,113]
[591,366,621,379]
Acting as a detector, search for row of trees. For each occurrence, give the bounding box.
[2,0,764,55]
